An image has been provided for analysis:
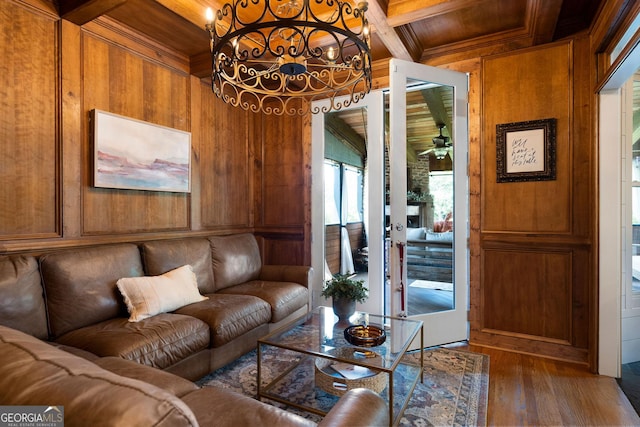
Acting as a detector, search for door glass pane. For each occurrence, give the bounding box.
[386,80,455,316]
[323,108,370,282]
[631,70,640,295]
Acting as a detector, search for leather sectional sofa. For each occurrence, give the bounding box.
[0,325,389,426]
[0,232,390,426]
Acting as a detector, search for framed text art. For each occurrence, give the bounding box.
[92,110,191,193]
[496,118,556,183]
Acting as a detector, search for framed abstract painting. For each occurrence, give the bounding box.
[92,109,191,193]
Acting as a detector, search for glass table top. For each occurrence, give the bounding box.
[259,306,423,372]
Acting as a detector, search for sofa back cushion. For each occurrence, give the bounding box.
[40,244,144,338]
[209,234,261,291]
[0,325,198,426]
[140,237,216,294]
[0,255,48,339]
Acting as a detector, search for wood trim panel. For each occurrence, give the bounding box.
[474,244,591,366]
[81,16,190,74]
[481,41,573,234]
[481,248,573,342]
[80,31,191,235]
[61,19,83,239]
[0,3,60,240]
[260,114,306,227]
[260,234,305,266]
[197,80,252,229]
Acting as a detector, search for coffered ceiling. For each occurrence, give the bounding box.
[56,0,605,157]
[58,0,604,76]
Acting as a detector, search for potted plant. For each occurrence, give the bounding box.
[321,273,368,320]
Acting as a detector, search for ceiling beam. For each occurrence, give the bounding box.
[367,0,414,61]
[154,0,218,29]
[420,87,452,139]
[528,0,563,45]
[59,0,128,25]
[385,0,478,27]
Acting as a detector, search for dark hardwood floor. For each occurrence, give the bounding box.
[360,272,639,425]
[446,342,640,426]
[408,287,640,425]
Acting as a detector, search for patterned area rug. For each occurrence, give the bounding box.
[197,347,489,426]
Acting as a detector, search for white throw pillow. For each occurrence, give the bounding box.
[117,265,208,322]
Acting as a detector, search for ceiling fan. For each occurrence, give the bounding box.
[419,124,452,160]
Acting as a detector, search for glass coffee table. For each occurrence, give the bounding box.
[257,306,424,426]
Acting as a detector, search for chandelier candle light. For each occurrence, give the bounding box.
[205,0,372,115]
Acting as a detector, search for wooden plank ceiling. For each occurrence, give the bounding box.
[57,0,604,155]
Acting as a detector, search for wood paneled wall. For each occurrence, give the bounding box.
[0,1,309,265]
[473,39,594,365]
[1,0,620,369]
[81,31,191,235]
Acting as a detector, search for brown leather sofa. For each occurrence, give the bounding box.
[1,233,309,380]
[0,325,389,426]
[0,233,389,425]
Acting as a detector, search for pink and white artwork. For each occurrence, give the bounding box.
[92,110,191,193]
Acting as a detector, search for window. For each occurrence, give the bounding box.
[429,171,453,222]
[344,165,364,223]
[324,161,364,225]
[324,162,340,225]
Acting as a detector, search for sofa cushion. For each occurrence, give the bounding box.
[95,356,199,398]
[54,313,210,370]
[218,281,309,323]
[141,238,216,294]
[117,265,208,322]
[0,325,198,426]
[426,230,454,242]
[0,255,48,339]
[39,243,144,338]
[209,233,262,291]
[174,294,271,347]
[406,227,426,240]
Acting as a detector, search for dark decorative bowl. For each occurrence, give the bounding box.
[344,324,386,347]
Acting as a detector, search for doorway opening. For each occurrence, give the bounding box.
[321,91,456,318]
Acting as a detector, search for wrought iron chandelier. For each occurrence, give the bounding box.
[205,0,372,115]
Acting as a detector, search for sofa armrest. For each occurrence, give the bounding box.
[318,388,389,427]
[259,265,313,288]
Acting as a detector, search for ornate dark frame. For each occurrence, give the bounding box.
[496,118,557,183]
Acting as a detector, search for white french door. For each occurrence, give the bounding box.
[388,59,469,348]
[311,60,468,349]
